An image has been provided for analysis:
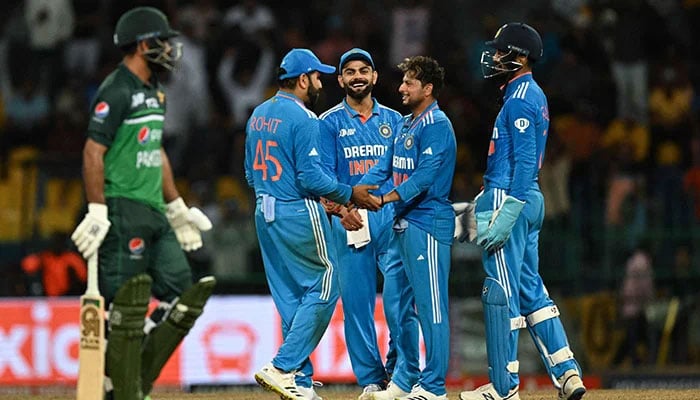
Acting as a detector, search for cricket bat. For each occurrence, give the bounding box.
[76,252,105,399]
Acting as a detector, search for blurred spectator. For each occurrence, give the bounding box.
[602,118,649,226]
[206,199,258,283]
[162,20,211,176]
[613,244,655,366]
[21,231,86,296]
[603,1,652,124]
[177,0,220,43]
[0,75,50,173]
[546,46,593,115]
[216,37,274,176]
[24,0,75,97]
[648,62,694,167]
[222,0,275,38]
[63,0,103,79]
[389,0,430,66]
[539,132,572,227]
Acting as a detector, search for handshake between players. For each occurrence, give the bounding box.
[320,183,389,231]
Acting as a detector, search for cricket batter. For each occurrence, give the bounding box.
[71,7,215,400]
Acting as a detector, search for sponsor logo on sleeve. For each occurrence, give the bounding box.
[514,118,530,133]
[94,102,110,119]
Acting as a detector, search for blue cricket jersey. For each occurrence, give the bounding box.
[484,73,549,201]
[360,101,457,244]
[319,98,402,192]
[244,90,352,204]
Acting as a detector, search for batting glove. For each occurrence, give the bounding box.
[166,197,213,252]
[480,195,525,252]
[71,203,111,259]
[452,202,477,243]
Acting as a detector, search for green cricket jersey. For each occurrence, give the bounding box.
[87,63,168,211]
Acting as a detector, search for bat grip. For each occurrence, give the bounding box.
[86,251,100,296]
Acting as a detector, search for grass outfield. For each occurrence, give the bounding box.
[5,388,700,400]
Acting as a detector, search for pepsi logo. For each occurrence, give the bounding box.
[138,127,150,144]
[128,238,145,255]
[94,102,110,119]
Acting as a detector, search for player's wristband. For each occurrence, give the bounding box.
[380,194,384,206]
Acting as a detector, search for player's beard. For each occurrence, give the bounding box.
[147,60,172,81]
[344,80,374,101]
[306,82,321,108]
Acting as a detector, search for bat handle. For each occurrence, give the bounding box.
[86,251,100,296]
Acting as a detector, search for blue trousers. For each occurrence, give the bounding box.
[476,187,580,391]
[332,207,420,390]
[255,198,339,386]
[394,221,451,396]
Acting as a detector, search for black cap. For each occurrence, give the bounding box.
[486,22,543,61]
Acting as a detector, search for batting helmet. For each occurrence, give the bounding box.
[113,6,179,47]
[487,22,543,61]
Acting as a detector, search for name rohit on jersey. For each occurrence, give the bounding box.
[344,144,386,176]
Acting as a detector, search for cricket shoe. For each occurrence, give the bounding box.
[399,385,447,400]
[298,386,323,400]
[357,383,383,399]
[459,383,519,400]
[359,381,408,400]
[255,362,305,399]
[557,369,586,400]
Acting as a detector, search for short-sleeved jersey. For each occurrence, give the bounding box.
[484,73,549,201]
[360,101,457,244]
[318,98,402,193]
[87,63,167,211]
[244,91,351,204]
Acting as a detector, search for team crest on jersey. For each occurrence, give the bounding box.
[514,118,530,133]
[157,90,166,104]
[138,127,150,144]
[379,123,392,138]
[94,102,110,119]
[128,237,145,258]
[404,135,414,150]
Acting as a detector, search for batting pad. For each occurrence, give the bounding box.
[141,276,216,395]
[526,305,579,386]
[482,278,517,397]
[106,273,152,400]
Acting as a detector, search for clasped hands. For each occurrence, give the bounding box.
[320,184,384,231]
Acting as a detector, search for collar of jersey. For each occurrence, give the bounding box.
[119,63,156,88]
[404,100,439,132]
[275,90,307,108]
[503,72,533,97]
[342,97,380,119]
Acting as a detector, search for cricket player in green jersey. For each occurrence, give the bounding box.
[70,7,216,400]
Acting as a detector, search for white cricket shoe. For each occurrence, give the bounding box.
[459,383,520,400]
[557,369,586,400]
[298,385,323,400]
[358,383,383,400]
[254,362,305,400]
[399,385,447,400]
[360,381,409,400]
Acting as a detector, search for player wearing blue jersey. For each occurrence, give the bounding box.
[318,48,420,399]
[246,48,377,400]
[354,56,456,400]
[457,23,586,400]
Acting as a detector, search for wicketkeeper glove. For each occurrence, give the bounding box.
[166,197,213,252]
[479,195,525,252]
[452,202,477,243]
[71,203,111,259]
